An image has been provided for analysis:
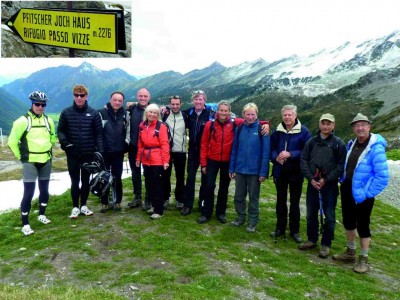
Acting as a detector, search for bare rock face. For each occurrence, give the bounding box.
[1,1,131,58]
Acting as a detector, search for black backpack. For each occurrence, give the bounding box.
[90,170,114,197]
[154,120,174,150]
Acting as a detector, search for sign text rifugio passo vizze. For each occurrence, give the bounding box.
[6,8,118,53]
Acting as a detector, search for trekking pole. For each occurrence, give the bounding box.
[318,189,324,235]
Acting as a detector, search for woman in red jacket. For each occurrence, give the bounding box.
[136,104,170,219]
[198,101,270,224]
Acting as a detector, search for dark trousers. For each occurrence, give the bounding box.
[128,145,142,196]
[101,152,124,205]
[201,159,230,218]
[305,181,338,247]
[274,171,304,234]
[21,180,49,225]
[340,179,375,238]
[184,150,207,208]
[67,155,91,208]
[143,165,164,215]
[163,152,186,202]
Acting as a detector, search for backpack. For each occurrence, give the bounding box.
[235,123,263,147]
[90,170,114,197]
[81,152,105,174]
[208,118,236,142]
[154,120,174,150]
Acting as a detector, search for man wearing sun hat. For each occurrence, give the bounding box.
[8,91,56,236]
[299,113,346,258]
[333,113,389,273]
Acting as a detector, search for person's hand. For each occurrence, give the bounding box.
[135,161,140,167]
[160,105,167,114]
[261,123,270,135]
[229,172,236,179]
[201,167,207,174]
[126,102,137,109]
[163,162,169,170]
[277,151,290,164]
[311,178,325,190]
[259,176,266,183]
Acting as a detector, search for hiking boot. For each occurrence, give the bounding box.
[319,246,330,258]
[70,207,80,219]
[80,206,93,216]
[146,207,154,215]
[21,224,34,236]
[270,229,284,238]
[114,203,122,211]
[291,233,302,244]
[38,215,51,224]
[230,219,245,226]
[163,199,170,208]
[142,200,151,211]
[353,255,370,273]
[197,216,209,224]
[180,206,192,216]
[175,201,184,209]
[127,195,142,208]
[298,241,317,250]
[246,224,257,233]
[332,247,356,263]
[217,215,227,224]
[100,204,110,213]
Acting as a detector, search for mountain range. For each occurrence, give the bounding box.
[1,31,399,147]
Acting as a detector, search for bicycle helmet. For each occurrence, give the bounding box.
[29,91,49,102]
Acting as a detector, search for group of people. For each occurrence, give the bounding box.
[8,85,389,274]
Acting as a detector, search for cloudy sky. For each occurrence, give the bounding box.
[0,0,399,80]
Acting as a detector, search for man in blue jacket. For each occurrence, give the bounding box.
[270,105,311,243]
[333,113,389,273]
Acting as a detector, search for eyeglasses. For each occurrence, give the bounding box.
[33,102,46,107]
[170,95,181,100]
[74,93,86,98]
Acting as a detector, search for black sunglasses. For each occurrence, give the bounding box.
[74,93,86,98]
[33,102,46,107]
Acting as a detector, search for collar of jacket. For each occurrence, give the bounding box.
[28,109,42,118]
[276,119,301,134]
[73,100,88,112]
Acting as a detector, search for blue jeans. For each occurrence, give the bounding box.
[233,173,260,226]
[305,181,338,247]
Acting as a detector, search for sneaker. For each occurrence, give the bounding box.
[230,219,245,226]
[114,203,122,211]
[70,207,80,219]
[80,206,94,216]
[163,199,170,208]
[246,224,257,233]
[146,207,154,215]
[298,241,317,250]
[38,215,51,224]
[175,201,184,209]
[319,246,330,258]
[150,213,163,220]
[353,255,370,273]
[21,225,34,236]
[332,247,356,263]
[127,195,142,208]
